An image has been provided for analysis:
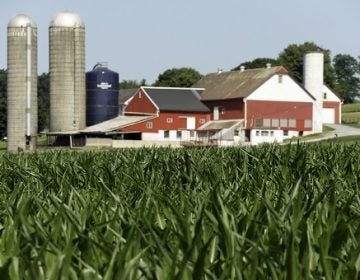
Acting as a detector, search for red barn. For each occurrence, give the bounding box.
[120,87,211,141]
[193,66,316,144]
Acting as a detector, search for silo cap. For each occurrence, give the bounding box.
[50,11,85,28]
[8,14,37,28]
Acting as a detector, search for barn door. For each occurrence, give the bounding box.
[186,117,195,129]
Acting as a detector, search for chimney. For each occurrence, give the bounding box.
[303,51,324,134]
[240,66,245,72]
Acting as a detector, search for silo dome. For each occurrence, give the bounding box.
[50,11,85,28]
[8,14,36,28]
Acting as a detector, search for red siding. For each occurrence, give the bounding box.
[125,89,158,114]
[203,99,245,120]
[121,112,211,133]
[323,101,341,124]
[246,100,313,131]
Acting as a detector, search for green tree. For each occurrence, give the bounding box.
[38,73,50,132]
[0,70,7,137]
[120,79,146,89]
[333,54,360,103]
[153,67,202,87]
[232,58,279,71]
[278,41,336,87]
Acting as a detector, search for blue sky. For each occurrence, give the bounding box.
[1,0,359,83]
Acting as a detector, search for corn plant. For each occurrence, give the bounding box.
[0,143,359,279]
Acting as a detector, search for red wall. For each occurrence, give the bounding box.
[121,112,211,133]
[125,88,158,114]
[246,100,313,131]
[203,99,245,120]
[323,101,341,124]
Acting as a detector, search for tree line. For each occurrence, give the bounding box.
[0,41,359,136]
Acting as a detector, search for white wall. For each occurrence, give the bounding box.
[250,129,284,145]
[247,75,314,102]
[323,85,341,102]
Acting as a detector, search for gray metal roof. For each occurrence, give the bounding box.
[119,88,137,104]
[198,119,243,130]
[81,115,154,133]
[142,87,209,112]
[193,67,287,101]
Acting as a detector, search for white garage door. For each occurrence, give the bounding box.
[323,108,335,124]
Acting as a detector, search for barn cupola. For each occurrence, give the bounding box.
[303,51,324,134]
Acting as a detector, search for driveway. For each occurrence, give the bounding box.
[303,124,360,143]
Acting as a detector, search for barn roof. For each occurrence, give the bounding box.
[141,87,210,112]
[81,115,155,133]
[119,88,137,104]
[193,66,288,101]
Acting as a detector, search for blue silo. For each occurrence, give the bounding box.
[86,63,119,126]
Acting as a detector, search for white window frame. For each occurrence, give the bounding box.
[304,119,312,128]
[146,121,153,129]
[289,119,296,128]
[166,117,173,123]
[271,119,279,127]
[199,118,206,124]
[280,119,287,127]
[263,119,271,128]
[164,130,170,138]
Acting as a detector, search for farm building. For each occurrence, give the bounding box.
[119,87,211,142]
[193,53,341,145]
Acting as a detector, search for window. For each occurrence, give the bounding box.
[271,119,279,127]
[164,130,170,138]
[234,130,239,136]
[278,74,283,83]
[261,131,269,136]
[176,131,182,139]
[199,118,206,124]
[256,131,260,136]
[166,117,173,123]
[146,121,153,129]
[190,131,195,138]
[255,119,262,128]
[289,119,296,128]
[280,119,287,127]
[263,118,271,127]
[304,119,312,128]
[270,131,274,136]
[323,92,327,99]
[283,130,289,136]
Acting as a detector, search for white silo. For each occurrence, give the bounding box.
[303,52,324,133]
[49,11,86,133]
[7,14,38,152]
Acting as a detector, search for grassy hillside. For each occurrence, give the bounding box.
[342,103,360,126]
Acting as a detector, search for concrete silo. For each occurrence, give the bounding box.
[303,52,324,134]
[49,11,85,133]
[7,14,38,152]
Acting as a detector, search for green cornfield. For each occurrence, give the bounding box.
[0,143,359,279]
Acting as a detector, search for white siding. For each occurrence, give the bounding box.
[250,129,284,145]
[323,85,341,102]
[246,75,314,102]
